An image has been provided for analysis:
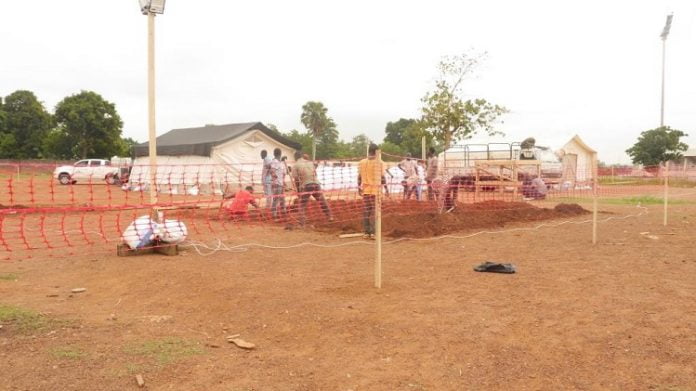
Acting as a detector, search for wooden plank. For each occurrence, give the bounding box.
[117,244,154,257]
[476,181,522,186]
[117,242,178,256]
[339,233,364,238]
[154,243,179,256]
[475,159,541,166]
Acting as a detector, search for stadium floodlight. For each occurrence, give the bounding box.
[140,0,166,15]
[660,14,673,40]
[138,0,167,208]
[659,14,673,127]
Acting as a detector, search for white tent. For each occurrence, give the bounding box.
[130,122,301,195]
[558,135,597,184]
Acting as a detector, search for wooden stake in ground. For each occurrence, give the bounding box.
[592,153,599,245]
[664,161,669,226]
[375,149,382,289]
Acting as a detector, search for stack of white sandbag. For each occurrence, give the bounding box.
[121,216,188,249]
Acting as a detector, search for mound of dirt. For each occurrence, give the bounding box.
[554,203,587,215]
[313,200,589,238]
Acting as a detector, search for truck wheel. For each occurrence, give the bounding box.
[105,174,117,185]
[58,173,71,185]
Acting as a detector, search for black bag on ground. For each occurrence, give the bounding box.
[473,262,516,274]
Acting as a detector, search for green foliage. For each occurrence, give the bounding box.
[266,123,281,134]
[53,91,124,159]
[348,134,372,158]
[421,53,508,148]
[300,101,335,160]
[598,176,696,188]
[0,304,50,332]
[1,90,54,158]
[124,337,204,365]
[42,127,76,159]
[625,126,688,166]
[0,273,18,281]
[0,132,17,158]
[384,118,438,157]
[49,346,87,359]
[378,141,406,161]
[118,137,139,157]
[283,129,313,155]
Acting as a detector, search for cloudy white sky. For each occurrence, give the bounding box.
[2,0,694,163]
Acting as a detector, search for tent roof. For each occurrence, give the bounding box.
[684,148,696,157]
[133,122,302,157]
[562,134,596,154]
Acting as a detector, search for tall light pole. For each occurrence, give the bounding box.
[660,14,673,127]
[139,0,166,208]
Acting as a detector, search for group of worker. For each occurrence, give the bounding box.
[223,144,547,236]
[223,148,333,226]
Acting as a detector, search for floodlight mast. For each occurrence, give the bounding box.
[660,14,673,127]
[139,0,166,210]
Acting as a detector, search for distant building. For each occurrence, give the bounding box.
[558,135,597,184]
[130,122,301,194]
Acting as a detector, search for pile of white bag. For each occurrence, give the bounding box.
[121,216,188,249]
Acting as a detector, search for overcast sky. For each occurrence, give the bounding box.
[1,0,694,163]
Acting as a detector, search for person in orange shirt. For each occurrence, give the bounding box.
[358,144,385,239]
[223,186,259,220]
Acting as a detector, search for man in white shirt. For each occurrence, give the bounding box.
[270,148,287,220]
[398,154,418,200]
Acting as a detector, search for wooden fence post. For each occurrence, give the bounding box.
[664,161,669,226]
[375,149,382,289]
[592,153,598,245]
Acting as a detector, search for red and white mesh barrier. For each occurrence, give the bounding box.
[0,159,693,261]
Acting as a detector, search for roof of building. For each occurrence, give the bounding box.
[562,135,596,154]
[684,148,696,157]
[133,122,302,157]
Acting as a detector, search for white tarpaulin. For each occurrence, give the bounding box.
[130,130,297,195]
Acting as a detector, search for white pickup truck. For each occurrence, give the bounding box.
[53,159,121,185]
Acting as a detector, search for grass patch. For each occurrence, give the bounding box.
[553,195,694,206]
[124,337,204,365]
[599,177,696,188]
[602,196,694,205]
[0,304,50,332]
[49,346,86,360]
[0,273,18,281]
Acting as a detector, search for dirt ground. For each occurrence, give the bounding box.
[313,200,589,238]
[1,202,696,390]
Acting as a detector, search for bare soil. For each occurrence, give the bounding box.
[314,200,589,238]
[1,203,695,390]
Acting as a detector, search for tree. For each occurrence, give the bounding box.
[2,90,54,158]
[283,129,313,155]
[421,53,507,149]
[384,118,415,146]
[0,98,13,157]
[118,137,139,157]
[384,118,438,158]
[53,91,124,159]
[42,128,75,159]
[300,101,334,160]
[625,126,688,166]
[349,134,371,157]
[378,141,406,161]
[266,123,282,136]
[315,118,339,159]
